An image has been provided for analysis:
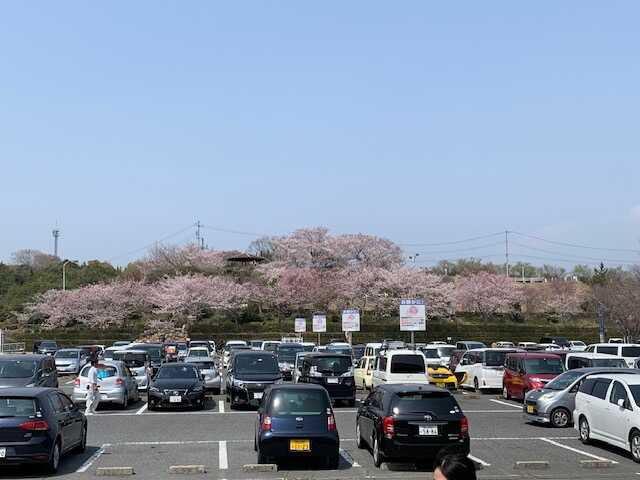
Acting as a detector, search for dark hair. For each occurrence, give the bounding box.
[434,449,476,480]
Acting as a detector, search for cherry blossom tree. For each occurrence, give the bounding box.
[455,272,522,318]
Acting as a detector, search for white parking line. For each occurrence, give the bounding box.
[538,437,619,464]
[464,410,521,413]
[489,399,522,409]
[468,454,491,467]
[76,444,106,473]
[136,403,148,415]
[339,448,361,468]
[219,400,225,413]
[219,440,228,470]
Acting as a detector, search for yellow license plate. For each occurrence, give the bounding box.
[289,439,310,452]
[527,405,534,414]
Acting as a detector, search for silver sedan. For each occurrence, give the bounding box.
[72,360,140,409]
[183,358,221,394]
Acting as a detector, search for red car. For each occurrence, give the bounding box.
[503,352,564,401]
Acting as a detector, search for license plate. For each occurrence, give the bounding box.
[436,382,445,388]
[0,448,5,458]
[289,439,310,451]
[327,378,339,384]
[419,425,438,436]
[253,392,263,399]
[527,405,535,414]
[169,395,182,403]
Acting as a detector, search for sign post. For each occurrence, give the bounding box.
[312,314,327,346]
[400,299,426,346]
[341,309,361,344]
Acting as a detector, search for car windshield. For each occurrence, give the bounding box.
[311,356,352,375]
[189,361,216,370]
[157,366,198,379]
[81,365,117,379]
[189,350,209,357]
[592,359,627,367]
[113,353,147,367]
[390,354,425,374]
[0,397,37,418]
[421,349,440,359]
[132,346,161,360]
[0,360,37,378]
[327,347,352,356]
[622,347,640,357]
[485,351,510,367]
[269,390,329,416]
[40,341,57,348]
[544,370,585,390]
[395,392,459,414]
[278,345,304,363]
[437,347,455,357]
[55,351,79,359]
[235,355,279,374]
[524,358,564,374]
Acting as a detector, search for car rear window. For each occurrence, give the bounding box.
[190,361,216,370]
[421,349,440,359]
[81,365,117,378]
[236,355,279,374]
[310,356,352,375]
[0,397,37,417]
[524,358,564,375]
[597,346,618,356]
[0,360,37,379]
[394,391,460,414]
[390,355,425,374]
[622,347,640,357]
[113,352,148,367]
[269,390,329,416]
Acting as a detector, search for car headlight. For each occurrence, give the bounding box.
[539,392,556,401]
[149,386,160,393]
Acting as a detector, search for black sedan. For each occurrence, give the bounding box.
[148,364,206,410]
[255,384,340,468]
[0,388,86,473]
[356,384,469,468]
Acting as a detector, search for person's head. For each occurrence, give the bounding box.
[91,358,99,367]
[433,451,476,480]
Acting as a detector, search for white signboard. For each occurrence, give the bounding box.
[312,314,327,333]
[400,299,426,331]
[342,309,361,332]
[294,318,306,333]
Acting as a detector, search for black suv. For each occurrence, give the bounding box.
[298,353,355,406]
[227,351,281,409]
[356,384,469,467]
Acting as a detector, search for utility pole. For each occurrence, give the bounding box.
[505,230,510,278]
[52,228,60,258]
[195,221,204,249]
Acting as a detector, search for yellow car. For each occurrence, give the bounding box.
[427,365,458,390]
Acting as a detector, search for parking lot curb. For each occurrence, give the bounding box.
[580,460,614,469]
[514,461,549,470]
[242,463,278,472]
[95,467,135,476]
[168,465,207,474]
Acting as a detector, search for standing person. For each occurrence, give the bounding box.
[85,359,101,416]
[433,451,477,480]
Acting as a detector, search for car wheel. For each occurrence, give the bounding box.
[579,417,591,444]
[473,378,480,393]
[326,454,339,469]
[356,423,365,449]
[372,435,384,468]
[550,408,571,428]
[74,424,87,453]
[502,386,510,400]
[46,440,61,473]
[630,431,640,463]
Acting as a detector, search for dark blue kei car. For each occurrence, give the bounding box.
[0,388,86,473]
[254,384,340,468]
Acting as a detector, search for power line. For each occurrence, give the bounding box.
[107,224,196,262]
[201,225,268,238]
[510,252,639,266]
[399,232,504,248]
[414,253,505,264]
[510,241,639,264]
[406,241,505,255]
[510,231,640,254]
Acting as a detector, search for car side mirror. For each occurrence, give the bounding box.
[618,399,626,408]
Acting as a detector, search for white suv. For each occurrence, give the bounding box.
[371,349,428,388]
[574,373,640,462]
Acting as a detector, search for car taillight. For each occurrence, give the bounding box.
[262,416,272,431]
[19,420,49,431]
[460,416,469,437]
[116,378,124,385]
[74,377,80,387]
[327,413,336,431]
[382,416,395,439]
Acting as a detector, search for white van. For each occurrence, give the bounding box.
[584,344,640,367]
[371,349,429,388]
[455,348,517,391]
[364,343,382,358]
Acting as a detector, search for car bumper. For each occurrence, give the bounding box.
[56,364,79,374]
[0,437,54,465]
[523,402,551,423]
[381,436,470,459]
[72,388,126,404]
[259,432,339,459]
[204,376,221,390]
[305,378,355,400]
[229,385,267,405]
[148,390,204,407]
[429,378,458,390]
[134,375,149,390]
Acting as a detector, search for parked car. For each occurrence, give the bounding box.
[372,349,429,388]
[495,341,515,348]
[574,373,640,462]
[427,365,458,390]
[455,341,487,351]
[112,350,151,391]
[223,344,251,368]
[518,342,539,350]
[584,343,640,367]
[72,361,140,409]
[299,353,356,406]
[0,355,58,388]
[419,346,450,367]
[250,340,266,350]
[163,342,179,362]
[565,352,627,370]
[190,340,215,355]
[54,349,90,375]
[293,352,311,383]
[456,348,519,392]
[32,340,58,356]
[354,356,375,390]
[77,345,105,360]
[352,344,366,363]
[260,341,281,353]
[608,338,625,344]
[326,343,353,358]
[524,367,638,428]
[184,357,221,394]
[227,351,282,409]
[112,341,131,347]
[356,384,469,468]
[301,342,316,352]
[176,342,188,361]
[276,343,304,381]
[569,341,587,351]
[254,384,339,468]
[364,343,382,358]
[102,346,127,361]
[503,352,564,401]
[539,336,570,348]
[148,363,206,410]
[186,347,211,360]
[0,388,86,472]
[538,343,562,351]
[125,343,165,373]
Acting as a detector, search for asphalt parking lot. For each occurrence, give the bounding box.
[5,376,640,479]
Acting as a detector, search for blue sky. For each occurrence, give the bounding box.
[1,2,639,268]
